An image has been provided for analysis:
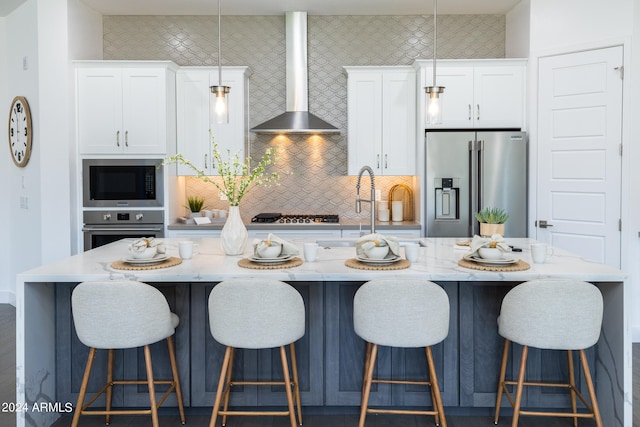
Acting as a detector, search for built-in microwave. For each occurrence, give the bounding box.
[82,159,164,208]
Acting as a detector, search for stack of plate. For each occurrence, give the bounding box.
[248,254,295,264]
[464,254,518,266]
[122,254,170,266]
[356,255,402,265]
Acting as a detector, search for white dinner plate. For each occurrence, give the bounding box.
[248,254,295,264]
[464,254,518,265]
[123,254,170,264]
[356,255,402,264]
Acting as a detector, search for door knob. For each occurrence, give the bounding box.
[536,220,553,228]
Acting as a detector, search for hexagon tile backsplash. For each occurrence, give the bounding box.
[104,14,505,220]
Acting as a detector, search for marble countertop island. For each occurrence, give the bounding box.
[15,238,631,427]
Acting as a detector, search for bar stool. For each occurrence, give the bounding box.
[70,280,185,427]
[353,278,450,427]
[208,279,305,427]
[494,279,603,427]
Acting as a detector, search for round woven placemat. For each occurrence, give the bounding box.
[238,257,303,269]
[345,258,411,270]
[458,258,530,272]
[111,256,182,270]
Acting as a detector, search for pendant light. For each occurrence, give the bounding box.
[210,0,230,124]
[425,0,444,125]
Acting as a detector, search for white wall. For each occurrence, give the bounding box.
[527,0,640,340]
[3,0,40,306]
[0,17,11,304]
[0,0,101,305]
[505,0,530,58]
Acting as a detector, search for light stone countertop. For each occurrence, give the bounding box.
[17,237,627,284]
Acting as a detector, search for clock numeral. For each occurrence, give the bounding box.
[16,103,22,113]
[23,126,28,137]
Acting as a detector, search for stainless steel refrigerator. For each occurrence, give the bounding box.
[425,131,527,237]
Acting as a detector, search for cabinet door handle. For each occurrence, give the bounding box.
[468,104,472,121]
[116,130,120,147]
[376,154,380,169]
[125,130,129,147]
[204,154,208,169]
[384,154,388,169]
[477,104,480,121]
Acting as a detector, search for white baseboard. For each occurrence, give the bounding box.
[0,290,16,306]
[632,325,640,343]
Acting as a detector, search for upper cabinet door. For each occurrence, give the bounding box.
[381,70,416,176]
[419,59,527,130]
[473,66,524,128]
[176,67,250,176]
[76,61,177,155]
[121,69,168,154]
[346,66,416,176]
[76,68,124,154]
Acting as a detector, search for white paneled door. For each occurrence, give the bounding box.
[536,46,623,267]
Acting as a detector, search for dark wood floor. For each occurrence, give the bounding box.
[0,304,635,427]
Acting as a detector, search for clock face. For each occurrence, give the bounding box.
[8,96,33,168]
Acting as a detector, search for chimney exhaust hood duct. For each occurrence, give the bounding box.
[251,11,340,134]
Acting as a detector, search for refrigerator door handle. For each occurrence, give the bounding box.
[477,104,480,121]
[468,104,472,121]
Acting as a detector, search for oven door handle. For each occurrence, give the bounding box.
[82,226,164,232]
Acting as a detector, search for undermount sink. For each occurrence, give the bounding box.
[316,239,424,248]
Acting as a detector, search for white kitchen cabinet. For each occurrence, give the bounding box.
[75,61,178,155]
[248,229,341,240]
[345,66,416,176]
[416,59,526,129]
[176,67,250,176]
[341,229,420,239]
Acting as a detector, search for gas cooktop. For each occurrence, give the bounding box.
[251,213,339,224]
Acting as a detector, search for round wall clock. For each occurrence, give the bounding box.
[8,96,33,168]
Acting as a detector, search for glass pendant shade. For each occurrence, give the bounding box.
[211,85,230,124]
[425,86,444,125]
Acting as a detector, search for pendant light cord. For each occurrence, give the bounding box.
[218,0,222,86]
[432,0,437,87]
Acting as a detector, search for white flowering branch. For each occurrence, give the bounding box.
[164,140,283,206]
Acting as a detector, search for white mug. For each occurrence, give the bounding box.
[530,243,553,263]
[178,241,198,260]
[304,242,319,262]
[404,243,420,262]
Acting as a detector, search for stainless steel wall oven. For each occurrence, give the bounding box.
[82,210,165,251]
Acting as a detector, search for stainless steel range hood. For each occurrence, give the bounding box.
[251,11,340,134]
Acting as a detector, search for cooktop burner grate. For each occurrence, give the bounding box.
[251,213,339,224]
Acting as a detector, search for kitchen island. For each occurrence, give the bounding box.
[16,238,630,427]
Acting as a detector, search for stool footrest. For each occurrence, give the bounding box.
[373,379,431,386]
[366,408,439,416]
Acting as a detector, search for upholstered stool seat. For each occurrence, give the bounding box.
[208,279,305,427]
[354,278,450,427]
[71,280,185,427]
[494,279,603,427]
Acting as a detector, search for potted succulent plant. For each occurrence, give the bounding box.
[186,196,206,218]
[475,207,509,237]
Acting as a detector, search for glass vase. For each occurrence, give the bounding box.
[220,206,248,255]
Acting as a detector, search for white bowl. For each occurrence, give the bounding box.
[478,247,503,260]
[365,245,390,260]
[128,246,158,259]
[257,242,283,258]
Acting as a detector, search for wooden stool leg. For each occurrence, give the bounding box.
[511,345,529,427]
[580,349,603,427]
[289,342,303,426]
[210,346,232,427]
[358,343,378,427]
[494,339,510,424]
[567,350,578,427]
[221,347,235,427]
[426,346,447,427]
[362,341,372,394]
[106,348,114,425]
[71,347,96,427]
[144,345,159,427]
[280,345,298,427]
[167,336,186,425]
